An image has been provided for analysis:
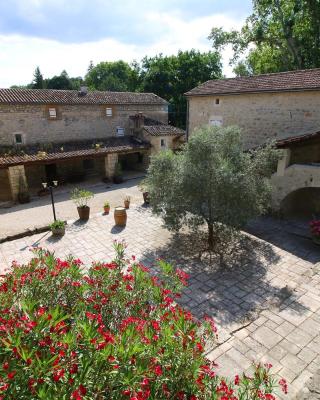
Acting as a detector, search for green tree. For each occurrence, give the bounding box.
[144,126,279,253]
[85,60,140,92]
[209,0,320,75]
[32,66,44,89]
[141,50,222,128]
[46,70,73,90]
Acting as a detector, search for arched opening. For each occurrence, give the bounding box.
[280,187,320,218]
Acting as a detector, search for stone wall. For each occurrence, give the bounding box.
[0,103,168,146]
[7,165,26,201]
[188,90,320,148]
[0,169,11,201]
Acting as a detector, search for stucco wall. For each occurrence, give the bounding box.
[0,103,168,146]
[271,164,320,209]
[187,90,320,148]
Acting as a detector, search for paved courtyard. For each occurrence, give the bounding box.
[0,207,319,398]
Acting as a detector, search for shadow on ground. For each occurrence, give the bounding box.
[140,229,309,329]
[246,216,319,263]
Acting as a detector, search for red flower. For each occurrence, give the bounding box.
[7,371,16,380]
[52,369,65,382]
[279,378,288,394]
[69,364,78,374]
[154,365,163,376]
[234,375,240,385]
[2,362,9,370]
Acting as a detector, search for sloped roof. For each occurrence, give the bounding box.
[185,68,320,97]
[0,89,168,105]
[142,116,185,136]
[276,130,320,148]
[0,136,150,168]
[143,125,185,136]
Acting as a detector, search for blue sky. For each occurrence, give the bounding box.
[0,0,252,87]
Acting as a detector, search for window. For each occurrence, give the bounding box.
[116,127,125,136]
[209,118,223,127]
[160,138,167,149]
[215,98,220,105]
[106,108,113,117]
[14,133,23,145]
[48,108,57,118]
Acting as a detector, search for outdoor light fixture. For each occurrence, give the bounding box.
[42,181,58,221]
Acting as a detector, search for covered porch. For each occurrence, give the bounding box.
[0,136,150,203]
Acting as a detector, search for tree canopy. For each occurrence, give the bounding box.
[144,126,280,253]
[209,0,320,75]
[141,50,222,127]
[85,60,140,92]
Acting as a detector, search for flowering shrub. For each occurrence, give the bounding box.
[0,241,287,399]
[310,219,320,238]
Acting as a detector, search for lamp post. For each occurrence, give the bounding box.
[42,180,58,221]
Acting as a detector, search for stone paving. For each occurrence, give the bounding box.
[0,207,319,399]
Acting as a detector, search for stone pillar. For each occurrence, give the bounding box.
[276,148,291,177]
[104,153,118,180]
[7,165,27,201]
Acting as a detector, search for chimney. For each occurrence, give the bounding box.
[136,112,145,129]
[78,86,88,96]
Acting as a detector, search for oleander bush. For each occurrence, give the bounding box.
[0,241,287,399]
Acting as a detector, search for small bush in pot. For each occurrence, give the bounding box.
[49,219,66,236]
[124,195,131,209]
[103,201,110,214]
[71,188,94,220]
[138,181,150,205]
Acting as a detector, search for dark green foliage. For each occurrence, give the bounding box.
[209,0,320,75]
[145,126,280,252]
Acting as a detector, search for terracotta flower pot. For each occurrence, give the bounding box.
[143,192,150,204]
[104,206,110,214]
[124,200,130,209]
[51,227,65,237]
[77,206,90,221]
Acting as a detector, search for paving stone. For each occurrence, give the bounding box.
[251,326,282,349]
[297,347,318,364]
[280,353,308,375]
[275,320,296,337]
[286,328,313,348]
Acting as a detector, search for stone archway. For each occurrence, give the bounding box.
[280,187,320,218]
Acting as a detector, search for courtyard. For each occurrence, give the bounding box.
[0,199,319,399]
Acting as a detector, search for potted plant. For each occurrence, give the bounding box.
[138,181,150,205]
[310,219,320,245]
[17,173,30,204]
[113,162,123,184]
[71,188,94,221]
[50,220,66,237]
[104,201,110,214]
[124,195,131,209]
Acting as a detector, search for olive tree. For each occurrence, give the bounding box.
[144,125,280,253]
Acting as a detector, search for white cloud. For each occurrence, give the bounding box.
[0,12,243,88]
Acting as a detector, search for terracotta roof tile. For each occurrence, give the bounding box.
[143,125,185,136]
[0,137,150,168]
[185,68,320,96]
[0,89,168,105]
[276,130,320,148]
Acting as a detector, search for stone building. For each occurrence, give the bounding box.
[185,68,320,215]
[0,88,184,202]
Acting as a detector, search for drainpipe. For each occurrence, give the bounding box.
[186,97,189,142]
